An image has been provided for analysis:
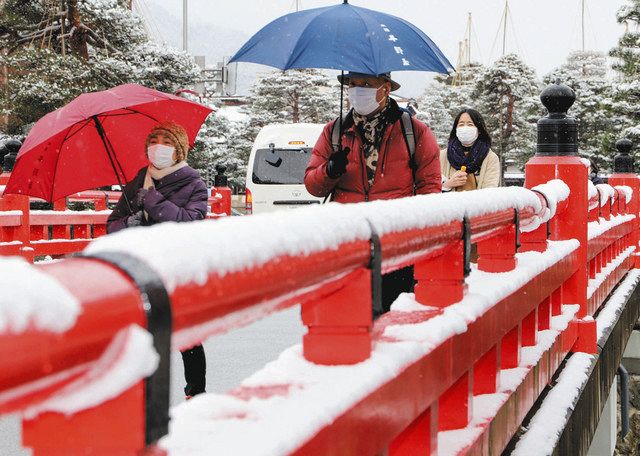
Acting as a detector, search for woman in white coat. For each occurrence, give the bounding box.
[441,108,500,191]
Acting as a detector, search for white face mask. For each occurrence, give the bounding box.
[348,86,382,116]
[456,126,478,145]
[147,144,176,169]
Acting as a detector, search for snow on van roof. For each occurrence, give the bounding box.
[254,123,324,149]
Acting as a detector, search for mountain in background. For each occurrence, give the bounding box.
[136,0,267,96]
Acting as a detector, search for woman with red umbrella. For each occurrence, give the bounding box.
[107,121,209,399]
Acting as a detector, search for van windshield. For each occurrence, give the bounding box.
[252,148,312,185]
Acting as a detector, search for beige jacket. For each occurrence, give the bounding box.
[440,149,500,190]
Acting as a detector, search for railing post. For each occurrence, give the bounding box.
[0,192,32,261]
[389,406,438,456]
[476,222,517,272]
[523,81,594,352]
[609,139,639,267]
[211,164,232,216]
[301,268,372,364]
[414,238,466,307]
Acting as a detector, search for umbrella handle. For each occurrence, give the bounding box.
[91,116,134,214]
[339,70,344,150]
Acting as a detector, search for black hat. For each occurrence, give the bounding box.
[337,72,401,91]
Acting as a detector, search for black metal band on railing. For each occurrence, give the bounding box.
[514,208,521,251]
[531,188,552,240]
[462,215,471,277]
[80,251,172,445]
[367,222,383,320]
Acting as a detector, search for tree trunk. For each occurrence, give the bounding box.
[66,0,88,59]
[292,91,300,123]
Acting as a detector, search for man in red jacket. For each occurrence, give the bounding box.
[305,71,441,313]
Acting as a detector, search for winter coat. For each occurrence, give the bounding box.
[304,102,442,202]
[440,148,500,190]
[107,165,208,234]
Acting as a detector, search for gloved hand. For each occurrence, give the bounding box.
[134,188,149,208]
[326,147,350,179]
[126,210,144,227]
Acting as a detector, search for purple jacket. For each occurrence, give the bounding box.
[107,165,209,234]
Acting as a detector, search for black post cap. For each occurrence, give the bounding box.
[214,164,228,187]
[613,139,634,173]
[536,81,579,156]
[2,138,22,172]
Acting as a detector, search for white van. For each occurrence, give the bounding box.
[245,123,325,214]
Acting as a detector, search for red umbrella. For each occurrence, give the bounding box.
[5,84,212,210]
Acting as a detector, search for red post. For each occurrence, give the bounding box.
[0,193,31,260]
[521,309,538,347]
[438,371,472,431]
[389,406,438,456]
[211,186,232,216]
[301,268,372,365]
[23,384,146,455]
[473,345,499,395]
[414,239,466,307]
[476,224,517,272]
[538,296,551,330]
[609,163,640,268]
[520,223,548,253]
[500,325,521,369]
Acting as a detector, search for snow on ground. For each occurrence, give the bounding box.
[0,256,80,334]
[85,185,564,292]
[158,240,578,456]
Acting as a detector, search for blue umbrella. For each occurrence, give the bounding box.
[229,1,454,75]
[229,0,454,140]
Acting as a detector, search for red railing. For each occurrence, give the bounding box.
[0,158,637,454]
[0,175,231,260]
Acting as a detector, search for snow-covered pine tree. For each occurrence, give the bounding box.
[473,54,540,170]
[609,0,640,148]
[415,80,454,147]
[544,51,615,171]
[247,69,339,127]
[0,0,200,134]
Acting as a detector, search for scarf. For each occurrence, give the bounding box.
[147,160,188,181]
[446,138,491,174]
[352,101,392,186]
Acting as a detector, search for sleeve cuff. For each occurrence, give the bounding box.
[143,188,164,208]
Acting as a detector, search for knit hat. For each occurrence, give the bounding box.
[146,122,190,162]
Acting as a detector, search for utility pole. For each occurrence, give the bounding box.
[465,12,472,65]
[183,0,188,52]
[502,0,509,56]
[581,0,585,52]
[295,0,300,12]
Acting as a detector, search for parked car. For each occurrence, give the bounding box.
[245,123,324,214]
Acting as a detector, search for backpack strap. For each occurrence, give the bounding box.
[399,110,417,177]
